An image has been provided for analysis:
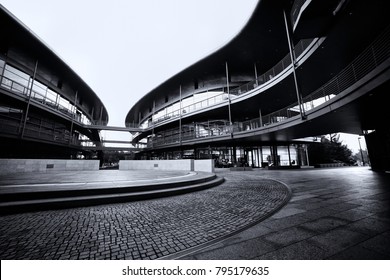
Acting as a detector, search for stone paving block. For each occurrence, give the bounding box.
[271,206,307,219]
[330,208,374,222]
[300,217,351,233]
[327,244,389,260]
[254,239,327,260]
[289,194,318,202]
[359,231,390,257]
[261,226,316,248]
[190,238,278,260]
[309,228,369,257]
[261,214,309,231]
[294,207,340,221]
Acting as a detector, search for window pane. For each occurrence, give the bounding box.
[3,65,31,93]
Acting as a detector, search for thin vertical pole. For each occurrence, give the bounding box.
[99,106,103,125]
[254,62,259,86]
[152,100,156,148]
[55,92,59,109]
[288,144,292,166]
[69,91,78,145]
[283,10,305,119]
[0,56,7,85]
[305,144,310,166]
[260,146,264,167]
[259,108,263,127]
[179,85,182,146]
[225,62,232,136]
[91,107,95,123]
[21,60,38,138]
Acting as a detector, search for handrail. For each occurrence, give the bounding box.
[146,25,390,148]
[0,64,97,126]
[0,111,81,146]
[139,38,317,129]
[290,0,308,29]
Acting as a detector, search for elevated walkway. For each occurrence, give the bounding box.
[0,170,224,214]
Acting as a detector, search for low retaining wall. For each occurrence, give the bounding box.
[0,159,99,175]
[120,159,193,171]
[119,159,214,173]
[194,159,215,173]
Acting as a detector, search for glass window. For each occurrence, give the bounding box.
[31,80,47,100]
[0,59,4,74]
[58,96,70,112]
[2,65,31,94]
[46,89,58,106]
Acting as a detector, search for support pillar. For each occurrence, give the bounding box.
[225,62,233,135]
[69,90,78,145]
[179,85,182,145]
[305,144,310,166]
[259,109,263,127]
[21,60,38,138]
[232,146,237,165]
[283,10,306,120]
[254,62,259,86]
[288,144,292,166]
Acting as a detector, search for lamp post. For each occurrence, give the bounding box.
[358,137,365,166]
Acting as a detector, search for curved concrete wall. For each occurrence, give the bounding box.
[119,159,214,173]
[0,159,99,175]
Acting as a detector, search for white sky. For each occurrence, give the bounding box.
[1,0,366,153]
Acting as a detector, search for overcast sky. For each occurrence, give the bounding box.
[1,0,366,153]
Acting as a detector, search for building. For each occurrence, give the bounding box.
[0,5,108,159]
[125,0,390,171]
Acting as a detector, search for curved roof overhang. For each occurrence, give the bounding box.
[0,4,109,124]
[125,0,293,126]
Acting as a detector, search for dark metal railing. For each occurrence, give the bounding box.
[146,25,390,148]
[142,38,317,129]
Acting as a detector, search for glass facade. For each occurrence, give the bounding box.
[0,57,96,149]
[0,58,92,125]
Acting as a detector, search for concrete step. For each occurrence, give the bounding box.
[0,173,224,214]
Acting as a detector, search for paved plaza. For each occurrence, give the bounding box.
[177,167,390,260]
[0,169,289,259]
[0,166,390,260]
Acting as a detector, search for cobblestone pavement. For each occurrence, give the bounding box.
[0,173,290,260]
[180,167,390,260]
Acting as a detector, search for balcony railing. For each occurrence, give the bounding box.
[139,38,317,130]
[0,110,81,146]
[0,66,94,126]
[146,25,390,148]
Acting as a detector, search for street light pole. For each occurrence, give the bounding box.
[358,137,365,166]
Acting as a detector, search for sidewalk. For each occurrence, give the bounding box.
[176,167,390,259]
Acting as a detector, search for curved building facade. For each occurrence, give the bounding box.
[0,5,108,159]
[126,0,390,170]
